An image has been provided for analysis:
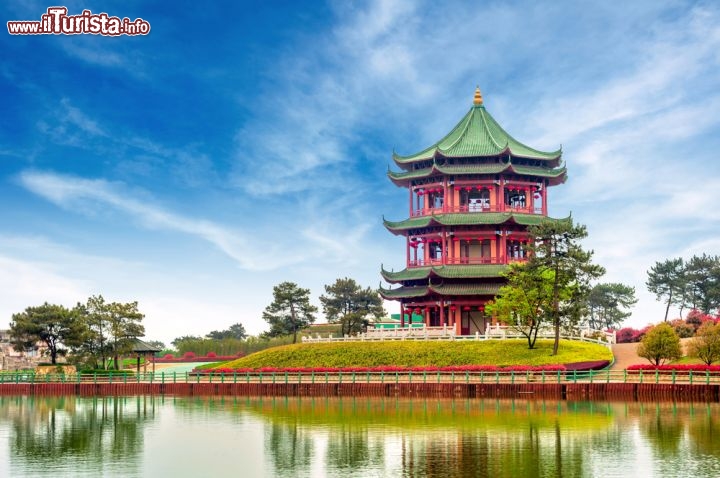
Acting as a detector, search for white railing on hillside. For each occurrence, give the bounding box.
[301,325,616,346]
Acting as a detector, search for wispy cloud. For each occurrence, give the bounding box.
[17,171,289,271]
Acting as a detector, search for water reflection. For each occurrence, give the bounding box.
[0,395,156,476]
[0,396,719,477]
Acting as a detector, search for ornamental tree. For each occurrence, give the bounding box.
[485,266,564,349]
[636,322,682,366]
[525,219,605,355]
[320,278,385,336]
[686,321,720,365]
[9,303,83,365]
[262,282,317,343]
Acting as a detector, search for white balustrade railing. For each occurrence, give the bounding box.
[301,325,616,346]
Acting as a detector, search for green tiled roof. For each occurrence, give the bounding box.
[430,283,502,295]
[379,285,429,299]
[379,282,502,299]
[393,104,561,164]
[384,213,562,233]
[381,265,508,282]
[387,163,566,182]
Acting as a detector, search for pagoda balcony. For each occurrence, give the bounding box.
[410,204,543,217]
[408,256,528,268]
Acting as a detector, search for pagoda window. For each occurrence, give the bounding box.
[461,239,492,264]
[505,188,526,209]
[427,190,444,209]
[428,241,443,263]
[460,188,490,212]
[506,240,528,260]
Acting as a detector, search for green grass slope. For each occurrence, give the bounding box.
[212,339,612,369]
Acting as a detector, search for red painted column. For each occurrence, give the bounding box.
[409,187,413,215]
[400,304,405,327]
[440,301,445,326]
[542,186,548,216]
[406,236,410,266]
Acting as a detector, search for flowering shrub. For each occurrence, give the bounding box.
[670,319,695,338]
[163,354,175,359]
[183,351,196,359]
[206,352,217,358]
[196,364,571,375]
[627,364,720,372]
[616,327,649,343]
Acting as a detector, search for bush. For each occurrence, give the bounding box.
[206,352,217,358]
[636,323,682,366]
[670,319,695,338]
[686,321,720,365]
[183,351,196,359]
[164,353,175,359]
[617,327,649,343]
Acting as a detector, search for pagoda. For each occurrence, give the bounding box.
[380,87,567,336]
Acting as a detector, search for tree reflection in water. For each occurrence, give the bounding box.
[0,395,156,476]
[1,396,719,477]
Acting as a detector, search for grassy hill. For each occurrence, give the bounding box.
[209,339,613,370]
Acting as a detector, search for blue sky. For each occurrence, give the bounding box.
[2,0,719,345]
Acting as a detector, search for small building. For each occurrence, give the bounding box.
[380,88,567,336]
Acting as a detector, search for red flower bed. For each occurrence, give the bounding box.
[196,364,569,375]
[627,364,720,372]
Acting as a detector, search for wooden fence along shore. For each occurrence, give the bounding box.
[1,370,719,401]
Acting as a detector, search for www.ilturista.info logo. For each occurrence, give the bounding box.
[7,7,151,36]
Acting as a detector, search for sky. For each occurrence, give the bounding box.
[2,0,719,346]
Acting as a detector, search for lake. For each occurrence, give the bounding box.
[0,395,718,477]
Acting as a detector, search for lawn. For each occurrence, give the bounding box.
[208,339,613,370]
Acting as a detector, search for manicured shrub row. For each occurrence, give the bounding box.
[197,364,568,374]
[627,364,720,372]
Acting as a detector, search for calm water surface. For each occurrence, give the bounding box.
[0,395,718,477]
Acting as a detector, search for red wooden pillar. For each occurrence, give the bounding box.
[440,301,445,326]
[542,186,548,215]
[406,236,411,266]
[400,304,405,328]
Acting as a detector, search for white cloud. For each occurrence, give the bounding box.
[18,171,291,271]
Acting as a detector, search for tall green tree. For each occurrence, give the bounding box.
[525,219,605,355]
[9,303,83,365]
[586,283,637,330]
[74,295,110,369]
[262,282,317,343]
[646,258,686,321]
[684,254,720,314]
[74,296,145,369]
[320,278,385,336]
[636,322,682,366]
[107,301,145,370]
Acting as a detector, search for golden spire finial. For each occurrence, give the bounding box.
[473,86,483,105]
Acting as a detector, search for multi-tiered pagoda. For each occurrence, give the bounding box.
[380,88,567,336]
